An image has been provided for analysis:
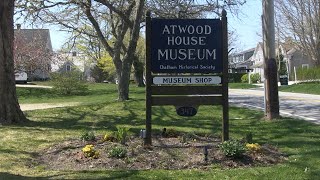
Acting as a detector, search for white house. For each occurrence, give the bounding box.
[250,43,265,81]
[249,41,315,82]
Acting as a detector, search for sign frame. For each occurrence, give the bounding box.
[145,10,229,146]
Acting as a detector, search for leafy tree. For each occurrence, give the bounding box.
[90,64,108,83]
[277,54,287,76]
[16,0,144,101]
[0,0,27,124]
[15,0,246,100]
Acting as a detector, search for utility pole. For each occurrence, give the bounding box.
[262,0,280,120]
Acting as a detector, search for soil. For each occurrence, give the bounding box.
[35,133,288,171]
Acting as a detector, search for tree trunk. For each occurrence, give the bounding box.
[117,60,132,101]
[0,0,27,124]
[133,55,145,87]
[116,0,145,101]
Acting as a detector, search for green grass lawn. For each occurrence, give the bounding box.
[229,83,259,89]
[279,82,320,95]
[1,84,319,179]
[17,83,119,104]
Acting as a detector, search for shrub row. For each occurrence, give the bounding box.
[240,73,261,83]
[296,67,320,81]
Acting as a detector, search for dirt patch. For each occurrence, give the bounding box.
[35,134,288,170]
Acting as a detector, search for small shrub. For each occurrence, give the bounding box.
[108,146,127,158]
[241,74,248,83]
[51,71,88,95]
[162,128,180,138]
[219,139,246,158]
[80,131,96,141]
[246,143,261,152]
[179,132,197,143]
[229,73,246,83]
[103,132,116,142]
[250,73,261,83]
[82,144,99,158]
[296,67,320,81]
[115,127,130,144]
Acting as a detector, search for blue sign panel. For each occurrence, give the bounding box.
[151,19,222,73]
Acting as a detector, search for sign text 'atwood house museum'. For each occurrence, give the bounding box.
[151,19,223,73]
[145,10,229,145]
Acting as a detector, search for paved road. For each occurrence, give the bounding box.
[229,88,320,124]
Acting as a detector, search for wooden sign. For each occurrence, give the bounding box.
[145,10,229,146]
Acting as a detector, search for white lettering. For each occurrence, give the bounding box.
[206,49,216,60]
[205,25,211,34]
[157,49,217,61]
[158,49,168,60]
[162,25,170,34]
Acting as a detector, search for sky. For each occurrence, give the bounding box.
[48,0,263,52]
[228,0,262,52]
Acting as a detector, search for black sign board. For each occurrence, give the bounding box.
[176,106,198,117]
[151,19,222,73]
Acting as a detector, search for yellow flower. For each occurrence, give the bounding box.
[82,144,94,152]
[246,143,261,151]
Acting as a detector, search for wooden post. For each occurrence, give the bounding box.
[221,9,229,141]
[145,11,152,146]
[262,0,280,119]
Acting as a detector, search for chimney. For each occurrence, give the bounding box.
[16,24,21,30]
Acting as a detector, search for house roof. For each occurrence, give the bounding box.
[14,29,53,52]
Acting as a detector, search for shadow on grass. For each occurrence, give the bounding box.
[59,170,145,180]
[0,172,61,180]
[17,100,225,135]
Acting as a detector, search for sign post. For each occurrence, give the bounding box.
[221,9,229,141]
[145,10,229,146]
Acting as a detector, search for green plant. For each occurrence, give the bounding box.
[80,131,96,141]
[241,74,248,83]
[277,54,287,76]
[51,71,89,95]
[162,128,180,138]
[103,132,116,142]
[82,144,99,158]
[296,67,320,81]
[115,127,130,144]
[219,139,246,158]
[229,73,246,83]
[108,146,127,158]
[250,73,261,83]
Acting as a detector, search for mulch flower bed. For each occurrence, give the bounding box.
[34,133,288,170]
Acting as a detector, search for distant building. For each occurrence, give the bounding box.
[229,48,255,73]
[53,51,95,82]
[250,42,265,81]
[229,40,315,82]
[278,42,314,80]
[14,24,53,80]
